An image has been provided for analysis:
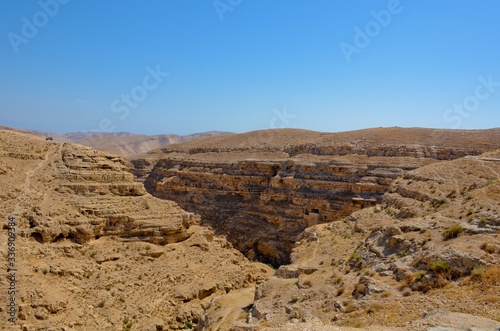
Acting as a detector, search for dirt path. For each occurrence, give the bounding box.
[12,142,61,217]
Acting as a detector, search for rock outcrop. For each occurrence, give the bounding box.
[9,138,200,245]
[0,130,273,330]
[198,149,500,330]
[144,153,432,265]
[133,128,500,265]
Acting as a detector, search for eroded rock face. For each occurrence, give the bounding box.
[141,154,433,265]
[0,130,274,330]
[135,128,500,266]
[0,131,199,245]
[200,150,500,330]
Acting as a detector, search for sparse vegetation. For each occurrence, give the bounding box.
[483,267,500,286]
[343,301,359,313]
[290,296,299,303]
[431,199,447,208]
[443,224,463,240]
[185,321,193,329]
[432,259,450,273]
[483,179,497,187]
[350,252,362,262]
[402,288,412,297]
[413,270,426,280]
[123,317,133,330]
[98,300,105,308]
[471,265,488,280]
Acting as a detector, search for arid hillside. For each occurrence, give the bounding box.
[132,127,500,266]
[0,125,234,157]
[0,130,272,330]
[76,131,234,157]
[1,127,500,330]
[198,149,500,330]
[0,125,138,142]
[149,127,500,157]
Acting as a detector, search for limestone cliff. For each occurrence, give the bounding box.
[144,153,432,265]
[0,130,273,330]
[134,128,500,265]
[199,149,500,330]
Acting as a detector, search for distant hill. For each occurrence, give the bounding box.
[0,125,234,157]
[28,130,138,142]
[146,126,500,157]
[75,131,235,157]
[0,125,138,141]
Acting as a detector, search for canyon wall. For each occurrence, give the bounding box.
[142,154,433,265]
[134,128,500,265]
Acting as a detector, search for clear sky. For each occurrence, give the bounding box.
[1,0,499,135]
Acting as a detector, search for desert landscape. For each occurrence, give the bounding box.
[3,2,499,330]
[1,126,500,330]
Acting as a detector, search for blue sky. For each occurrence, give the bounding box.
[1,0,499,135]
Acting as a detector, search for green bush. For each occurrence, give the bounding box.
[413,270,426,280]
[350,252,362,262]
[432,259,450,273]
[185,321,193,329]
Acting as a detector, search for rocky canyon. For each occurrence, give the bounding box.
[1,126,500,330]
[132,127,500,266]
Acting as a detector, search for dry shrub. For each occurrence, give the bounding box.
[380,290,392,298]
[480,243,498,254]
[483,267,500,286]
[471,265,488,281]
[443,224,463,240]
[353,283,367,296]
[368,301,385,312]
[331,270,344,284]
[402,288,412,297]
[343,301,359,313]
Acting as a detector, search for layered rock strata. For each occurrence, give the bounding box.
[0,130,273,329]
[199,149,500,330]
[135,128,500,265]
[143,153,433,265]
